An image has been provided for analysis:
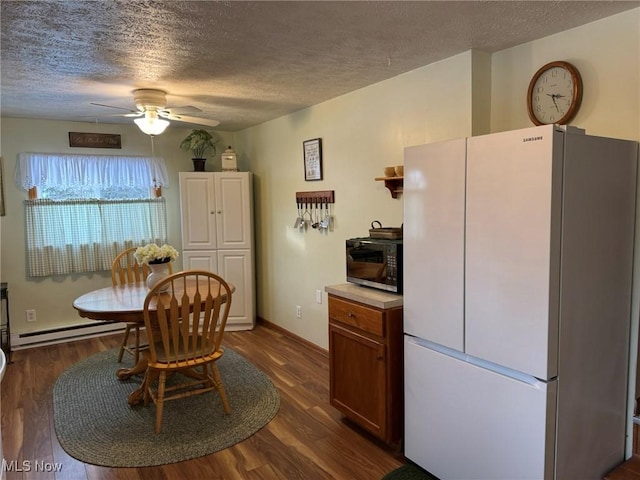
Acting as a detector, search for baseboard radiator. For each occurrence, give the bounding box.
[11,322,125,350]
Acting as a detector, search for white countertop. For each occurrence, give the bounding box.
[325,283,403,309]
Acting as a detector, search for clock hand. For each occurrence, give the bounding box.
[549,94,560,112]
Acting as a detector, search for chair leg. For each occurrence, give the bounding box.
[132,325,140,365]
[155,371,167,434]
[211,363,231,414]
[144,369,158,406]
[202,364,215,388]
[117,324,132,363]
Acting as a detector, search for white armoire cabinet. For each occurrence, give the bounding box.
[179,172,255,330]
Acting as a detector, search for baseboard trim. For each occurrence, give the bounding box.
[11,321,125,350]
[12,316,326,356]
[257,316,328,358]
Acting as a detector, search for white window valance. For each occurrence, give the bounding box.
[15,152,169,190]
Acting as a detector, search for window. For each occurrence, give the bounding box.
[16,153,170,277]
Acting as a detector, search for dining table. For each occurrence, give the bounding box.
[73,279,233,406]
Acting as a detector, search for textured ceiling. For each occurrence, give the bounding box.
[1,1,638,132]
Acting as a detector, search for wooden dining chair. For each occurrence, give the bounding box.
[111,247,173,365]
[142,270,233,434]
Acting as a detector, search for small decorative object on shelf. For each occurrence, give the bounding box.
[134,243,179,291]
[221,146,238,171]
[179,129,220,172]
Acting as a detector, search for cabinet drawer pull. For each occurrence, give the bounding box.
[348,312,355,318]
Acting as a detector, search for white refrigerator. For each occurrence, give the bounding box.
[403,125,638,480]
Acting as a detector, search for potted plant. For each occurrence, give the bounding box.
[179,129,220,171]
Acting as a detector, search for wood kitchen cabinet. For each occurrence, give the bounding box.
[326,284,403,448]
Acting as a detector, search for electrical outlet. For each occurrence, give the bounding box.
[296,305,302,319]
[26,309,37,322]
[316,289,322,304]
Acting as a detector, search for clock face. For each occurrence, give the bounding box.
[527,61,582,126]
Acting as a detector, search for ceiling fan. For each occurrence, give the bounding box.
[90,88,220,135]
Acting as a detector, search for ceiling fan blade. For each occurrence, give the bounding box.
[90,102,139,114]
[80,113,140,119]
[166,114,220,128]
[166,106,203,115]
[90,91,218,128]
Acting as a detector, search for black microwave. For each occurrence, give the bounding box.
[346,237,402,294]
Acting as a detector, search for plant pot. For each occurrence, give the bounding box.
[192,158,206,172]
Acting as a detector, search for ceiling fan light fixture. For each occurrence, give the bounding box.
[134,111,170,136]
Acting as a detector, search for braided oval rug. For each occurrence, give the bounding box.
[53,347,280,467]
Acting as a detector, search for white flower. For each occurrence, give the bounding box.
[134,243,179,264]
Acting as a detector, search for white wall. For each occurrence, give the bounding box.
[234,51,476,347]
[490,9,639,139]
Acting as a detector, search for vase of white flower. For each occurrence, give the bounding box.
[134,243,179,291]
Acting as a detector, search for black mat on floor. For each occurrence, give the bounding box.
[382,463,439,480]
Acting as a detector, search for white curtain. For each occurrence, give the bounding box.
[25,199,167,277]
[17,153,170,277]
[15,152,169,192]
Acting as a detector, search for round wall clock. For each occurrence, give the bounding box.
[527,60,583,126]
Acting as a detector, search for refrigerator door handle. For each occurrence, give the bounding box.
[406,335,551,388]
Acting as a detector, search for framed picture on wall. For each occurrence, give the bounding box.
[303,138,323,181]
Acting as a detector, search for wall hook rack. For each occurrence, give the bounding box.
[295,190,335,205]
[294,190,335,232]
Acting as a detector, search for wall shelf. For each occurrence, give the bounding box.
[375,176,403,199]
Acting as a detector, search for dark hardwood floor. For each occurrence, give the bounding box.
[1,323,405,479]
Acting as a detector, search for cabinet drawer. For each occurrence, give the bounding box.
[329,296,384,337]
